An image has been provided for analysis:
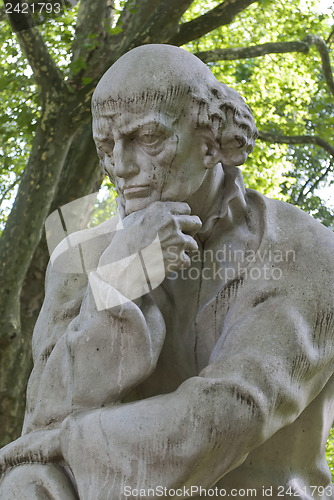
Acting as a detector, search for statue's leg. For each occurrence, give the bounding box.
[60,408,116,500]
[0,463,79,499]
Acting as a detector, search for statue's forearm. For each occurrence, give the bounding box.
[0,428,61,475]
[59,376,256,497]
[24,284,165,434]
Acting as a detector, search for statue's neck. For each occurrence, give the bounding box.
[187,163,225,224]
[187,164,248,238]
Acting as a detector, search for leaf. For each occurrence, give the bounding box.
[105,25,123,36]
[81,76,93,85]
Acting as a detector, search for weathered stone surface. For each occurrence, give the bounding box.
[1,44,334,499]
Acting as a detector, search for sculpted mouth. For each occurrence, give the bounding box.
[122,185,150,198]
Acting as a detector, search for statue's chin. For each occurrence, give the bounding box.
[124,198,152,216]
[123,191,163,215]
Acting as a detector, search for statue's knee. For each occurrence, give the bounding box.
[0,465,39,499]
[0,463,78,500]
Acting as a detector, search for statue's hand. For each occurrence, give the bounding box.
[0,428,62,475]
[98,201,202,277]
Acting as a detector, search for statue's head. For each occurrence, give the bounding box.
[92,44,258,215]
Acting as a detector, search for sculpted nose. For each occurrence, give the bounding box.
[113,139,139,178]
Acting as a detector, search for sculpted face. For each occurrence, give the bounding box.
[92,45,225,216]
[93,103,211,216]
[92,44,257,216]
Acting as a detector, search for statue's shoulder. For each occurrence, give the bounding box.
[247,188,334,248]
[246,189,334,299]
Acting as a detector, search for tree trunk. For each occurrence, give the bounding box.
[0,122,101,446]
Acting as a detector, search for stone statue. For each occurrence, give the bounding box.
[1,44,334,500]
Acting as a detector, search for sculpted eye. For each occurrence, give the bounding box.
[139,134,160,146]
[96,142,115,160]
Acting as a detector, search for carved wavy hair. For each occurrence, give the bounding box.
[185,82,259,168]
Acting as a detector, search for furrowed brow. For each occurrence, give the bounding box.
[119,118,170,136]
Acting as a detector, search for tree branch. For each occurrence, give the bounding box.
[195,35,334,98]
[0,176,21,208]
[115,0,193,53]
[116,0,160,35]
[86,0,194,74]
[307,35,334,98]
[4,1,65,98]
[296,159,334,204]
[303,160,334,198]
[167,0,258,47]
[71,0,115,69]
[325,25,334,44]
[195,40,311,63]
[114,0,160,56]
[295,177,312,205]
[259,131,334,159]
[134,0,194,44]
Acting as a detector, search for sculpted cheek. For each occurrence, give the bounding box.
[157,140,180,170]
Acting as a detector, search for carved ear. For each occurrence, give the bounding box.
[219,134,249,167]
[217,107,258,167]
[202,141,220,169]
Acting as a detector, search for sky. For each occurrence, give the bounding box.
[317,0,334,11]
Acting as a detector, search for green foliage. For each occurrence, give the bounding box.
[38,5,77,72]
[105,24,123,36]
[0,6,77,232]
[1,0,333,232]
[89,179,118,228]
[327,426,334,481]
[182,0,334,224]
[0,20,39,231]
[280,145,334,227]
